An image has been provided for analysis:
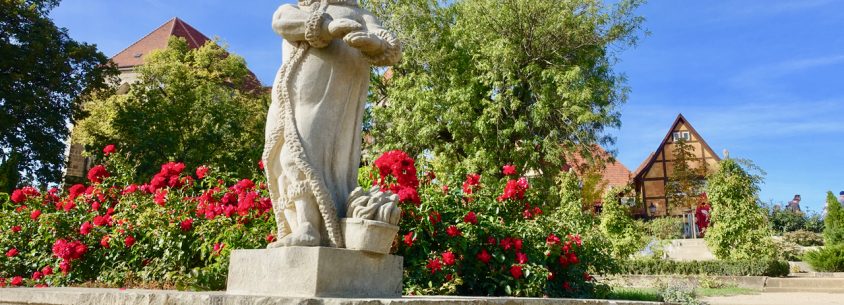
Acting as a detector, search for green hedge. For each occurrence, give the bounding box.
[615,259,790,277]
[805,245,844,272]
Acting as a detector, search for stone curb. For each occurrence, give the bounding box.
[0,288,664,305]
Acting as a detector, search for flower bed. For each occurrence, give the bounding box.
[1,147,612,298]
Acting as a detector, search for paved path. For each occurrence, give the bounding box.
[705,292,844,305]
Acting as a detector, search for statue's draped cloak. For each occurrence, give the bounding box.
[264,4,373,247]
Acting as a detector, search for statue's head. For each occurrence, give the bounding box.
[298,0,358,6]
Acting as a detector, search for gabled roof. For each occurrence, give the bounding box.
[633,113,721,181]
[567,145,633,188]
[111,17,210,68]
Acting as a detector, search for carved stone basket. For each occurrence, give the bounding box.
[341,218,399,254]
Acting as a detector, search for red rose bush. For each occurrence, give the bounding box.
[0,147,611,297]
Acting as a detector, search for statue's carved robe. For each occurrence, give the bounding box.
[264,2,400,247]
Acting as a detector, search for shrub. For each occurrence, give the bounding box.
[805,244,844,272]
[1,148,613,298]
[772,239,803,261]
[704,159,776,260]
[394,163,614,298]
[0,150,273,290]
[784,230,824,247]
[643,217,684,240]
[599,187,647,259]
[823,191,844,245]
[658,282,704,305]
[615,259,790,277]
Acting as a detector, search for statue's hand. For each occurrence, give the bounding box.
[343,31,384,54]
[327,18,362,39]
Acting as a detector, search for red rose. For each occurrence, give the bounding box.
[403,231,415,247]
[86,165,110,184]
[41,266,53,276]
[462,173,481,195]
[498,177,529,201]
[463,211,478,225]
[102,144,116,156]
[213,242,225,255]
[446,225,461,237]
[266,234,276,243]
[516,252,528,264]
[10,276,22,286]
[122,184,139,195]
[124,236,135,248]
[195,166,209,179]
[428,211,441,224]
[179,218,193,231]
[80,222,93,235]
[568,234,583,246]
[502,164,517,176]
[426,258,443,274]
[442,251,456,266]
[487,236,497,245]
[30,209,41,220]
[514,239,523,251]
[258,160,264,170]
[10,225,21,233]
[500,237,514,251]
[477,249,492,264]
[68,184,86,200]
[32,271,43,280]
[6,248,18,257]
[510,265,523,279]
[154,189,168,206]
[441,185,449,193]
[59,260,70,274]
[10,189,26,203]
[546,233,561,245]
[100,236,110,248]
[568,252,579,264]
[563,281,572,291]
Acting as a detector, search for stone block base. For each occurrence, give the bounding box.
[226,246,403,298]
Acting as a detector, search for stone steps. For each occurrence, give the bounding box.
[765,277,844,293]
[664,239,716,261]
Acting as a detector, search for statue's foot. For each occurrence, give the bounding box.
[266,240,286,249]
[277,225,321,247]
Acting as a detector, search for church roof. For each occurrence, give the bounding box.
[111,17,210,69]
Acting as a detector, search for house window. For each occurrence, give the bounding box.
[673,131,690,142]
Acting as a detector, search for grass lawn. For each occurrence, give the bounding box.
[605,286,759,302]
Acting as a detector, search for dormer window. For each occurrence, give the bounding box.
[673,131,690,142]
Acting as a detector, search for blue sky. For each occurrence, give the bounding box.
[51,1,844,212]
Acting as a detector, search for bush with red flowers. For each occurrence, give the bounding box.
[359,154,615,298]
[0,147,612,298]
[0,146,274,290]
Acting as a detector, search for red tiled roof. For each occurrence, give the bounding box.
[111,17,210,68]
[567,145,633,188]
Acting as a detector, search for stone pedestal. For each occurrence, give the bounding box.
[226,247,403,298]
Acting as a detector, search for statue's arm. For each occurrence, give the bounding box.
[358,12,402,66]
[273,4,336,47]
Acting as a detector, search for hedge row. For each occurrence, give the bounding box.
[615,259,790,277]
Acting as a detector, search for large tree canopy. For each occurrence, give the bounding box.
[363,0,644,189]
[74,37,268,180]
[0,0,116,190]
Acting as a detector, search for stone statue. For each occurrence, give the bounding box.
[263,0,401,248]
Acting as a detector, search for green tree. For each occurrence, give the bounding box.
[599,186,645,258]
[0,0,116,190]
[665,139,706,210]
[704,159,776,260]
[823,191,844,245]
[363,0,644,192]
[74,37,267,180]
